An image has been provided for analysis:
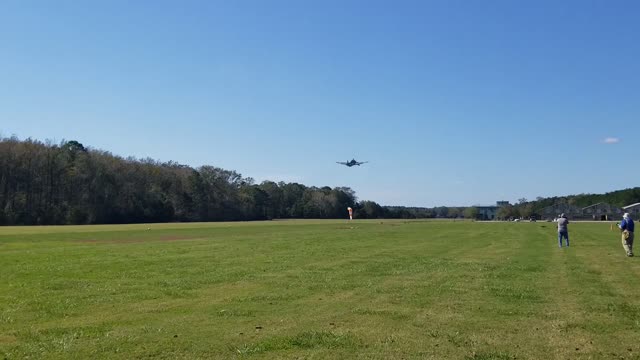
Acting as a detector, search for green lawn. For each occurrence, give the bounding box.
[1,220,639,359]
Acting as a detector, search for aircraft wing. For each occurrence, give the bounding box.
[356,161,369,165]
[337,162,348,165]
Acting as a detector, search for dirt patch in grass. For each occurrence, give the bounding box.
[466,351,516,360]
[232,331,361,355]
[0,334,17,344]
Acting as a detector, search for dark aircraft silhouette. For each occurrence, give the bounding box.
[337,159,368,167]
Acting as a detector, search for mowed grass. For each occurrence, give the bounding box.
[2,220,640,359]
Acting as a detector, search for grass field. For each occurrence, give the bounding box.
[1,220,640,359]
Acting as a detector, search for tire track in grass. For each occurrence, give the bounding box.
[341,222,550,358]
[451,223,558,359]
[533,223,640,359]
[225,222,515,359]
[554,224,640,359]
[407,223,540,358]
[542,224,597,359]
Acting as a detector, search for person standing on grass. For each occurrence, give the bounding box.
[557,213,569,248]
[618,213,635,257]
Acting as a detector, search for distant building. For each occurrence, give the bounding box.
[476,201,510,220]
[540,204,582,220]
[582,202,623,221]
[622,203,640,218]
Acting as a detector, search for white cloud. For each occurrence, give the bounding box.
[603,137,620,144]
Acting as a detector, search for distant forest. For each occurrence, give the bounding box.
[2,136,639,225]
[0,136,443,225]
[494,188,640,220]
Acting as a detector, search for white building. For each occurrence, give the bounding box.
[623,203,640,218]
[582,202,623,221]
[540,204,582,220]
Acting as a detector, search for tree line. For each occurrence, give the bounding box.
[0,137,362,225]
[0,136,460,225]
[470,189,640,221]
[5,136,636,225]
[528,188,640,210]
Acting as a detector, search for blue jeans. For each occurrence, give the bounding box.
[558,231,569,247]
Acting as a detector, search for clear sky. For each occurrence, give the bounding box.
[1,0,639,207]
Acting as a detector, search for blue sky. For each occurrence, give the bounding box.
[1,0,639,206]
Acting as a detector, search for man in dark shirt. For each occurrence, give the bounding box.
[618,213,635,257]
[557,213,569,248]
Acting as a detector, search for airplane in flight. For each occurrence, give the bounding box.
[337,159,368,167]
